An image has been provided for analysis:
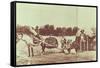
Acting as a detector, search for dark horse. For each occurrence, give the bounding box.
[62,40,80,54]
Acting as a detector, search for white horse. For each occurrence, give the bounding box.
[16,26,42,57]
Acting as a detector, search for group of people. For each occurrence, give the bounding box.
[60,29,96,53]
[16,26,96,57]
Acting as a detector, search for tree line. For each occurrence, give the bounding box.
[35,24,79,36]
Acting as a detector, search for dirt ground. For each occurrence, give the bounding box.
[16,51,96,65]
[16,36,96,65]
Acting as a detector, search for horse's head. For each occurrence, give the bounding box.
[16,33,23,39]
[16,33,23,43]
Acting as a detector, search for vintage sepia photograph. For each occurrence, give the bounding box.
[14,2,97,66]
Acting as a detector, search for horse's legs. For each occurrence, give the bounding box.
[28,45,30,57]
[67,48,70,54]
[31,47,34,57]
[41,42,45,53]
[42,46,45,53]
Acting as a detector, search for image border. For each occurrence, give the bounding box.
[10,1,98,67]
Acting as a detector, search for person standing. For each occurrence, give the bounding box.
[80,30,86,51]
[61,36,67,49]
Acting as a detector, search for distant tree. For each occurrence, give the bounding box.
[62,27,66,36]
[49,25,54,35]
[44,24,50,35]
[66,27,73,36]
[39,24,79,36]
[72,27,79,35]
[49,25,54,31]
[44,24,49,29]
[56,27,62,36]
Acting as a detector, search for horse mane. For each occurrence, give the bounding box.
[16,25,34,37]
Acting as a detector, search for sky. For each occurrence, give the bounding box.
[16,3,96,31]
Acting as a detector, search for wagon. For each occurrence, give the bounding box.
[44,36,58,48]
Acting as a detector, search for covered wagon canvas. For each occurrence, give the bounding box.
[11,1,98,67]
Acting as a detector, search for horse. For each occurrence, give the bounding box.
[17,33,42,57]
[16,26,42,57]
[62,39,79,54]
